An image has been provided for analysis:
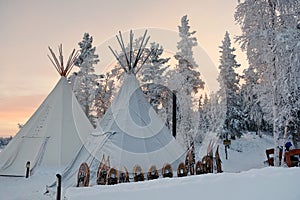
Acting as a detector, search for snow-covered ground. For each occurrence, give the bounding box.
[1,133,299,200]
[66,167,300,200]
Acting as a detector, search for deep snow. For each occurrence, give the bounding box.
[0,133,299,200]
[66,167,300,200]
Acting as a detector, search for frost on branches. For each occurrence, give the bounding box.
[235,0,300,165]
[94,72,115,120]
[174,15,204,95]
[69,33,100,127]
[139,42,171,126]
[170,15,205,147]
[241,66,264,137]
[217,31,243,139]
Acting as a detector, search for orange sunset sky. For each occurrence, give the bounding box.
[0,0,247,137]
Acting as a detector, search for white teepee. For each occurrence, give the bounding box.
[54,31,185,188]
[0,45,93,176]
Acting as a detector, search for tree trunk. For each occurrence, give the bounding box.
[280,120,290,166]
[268,0,281,167]
[272,88,280,166]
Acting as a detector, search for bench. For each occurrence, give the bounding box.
[285,149,300,167]
[265,148,282,166]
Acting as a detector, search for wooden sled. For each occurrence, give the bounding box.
[119,166,130,183]
[162,163,173,178]
[107,168,118,185]
[133,165,144,182]
[195,161,205,175]
[285,149,300,167]
[97,155,110,185]
[177,162,187,177]
[77,162,90,187]
[147,165,159,180]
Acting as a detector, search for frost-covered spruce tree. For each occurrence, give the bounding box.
[171,15,205,147]
[174,15,204,95]
[235,0,274,127]
[275,2,300,153]
[195,94,210,144]
[241,66,264,136]
[94,72,115,120]
[139,42,170,113]
[235,0,300,165]
[217,31,243,139]
[140,42,170,84]
[204,92,225,135]
[201,93,210,132]
[69,33,100,127]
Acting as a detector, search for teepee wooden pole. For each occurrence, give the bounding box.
[133,30,149,69]
[48,47,62,74]
[117,31,131,71]
[129,30,133,68]
[48,44,78,77]
[110,30,152,74]
[108,46,128,73]
[58,44,64,72]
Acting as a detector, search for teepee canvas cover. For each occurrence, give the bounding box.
[55,31,185,188]
[56,74,185,188]
[0,46,93,176]
[97,73,185,170]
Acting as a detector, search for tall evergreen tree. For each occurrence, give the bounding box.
[217,31,243,139]
[174,15,205,95]
[69,33,100,127]
[241,66,264,136]
[139,42,170,113]
[235,0,300,165]
[170,15,205,147]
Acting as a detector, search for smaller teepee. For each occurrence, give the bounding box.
[0,45,94,176]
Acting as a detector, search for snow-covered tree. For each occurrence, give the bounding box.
[235,0,300,165]
[69,33,100,127]
[139,42,170,113]
[204,92,226,135]
[94,72,115,120]
[217,31,243,139]
[174,15,205,95]
[169,15,205,147]
[195,94,210,144]
[241,66,265,136]
[140,42,170,83]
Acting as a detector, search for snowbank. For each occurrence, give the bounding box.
[65,167,300,200]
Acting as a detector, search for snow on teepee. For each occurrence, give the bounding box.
[55,31,186,188]
[0,45,93,177]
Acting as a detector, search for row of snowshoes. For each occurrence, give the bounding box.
[183,143,223,176]
[77,146,223,187]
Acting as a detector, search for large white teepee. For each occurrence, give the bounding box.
[0,45,93,176]
[54,31,185,188]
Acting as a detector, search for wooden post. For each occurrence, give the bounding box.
[172,91,177,138]
[56,174,62,200]
[223,139,231,160]
[225,145,228,160]
[25,161,30,178]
